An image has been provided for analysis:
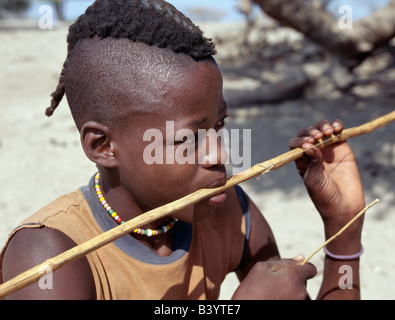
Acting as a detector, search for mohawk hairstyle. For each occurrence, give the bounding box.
[45,0,216,117]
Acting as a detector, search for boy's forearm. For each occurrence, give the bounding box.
[317,223,363,300]
[318,257,360,299]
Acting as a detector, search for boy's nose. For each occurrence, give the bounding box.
[199,129,228,167]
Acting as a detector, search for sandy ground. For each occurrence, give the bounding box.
[0,22,394,300]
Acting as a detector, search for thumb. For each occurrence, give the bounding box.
[293,255,318,280]
[292,255,305,264]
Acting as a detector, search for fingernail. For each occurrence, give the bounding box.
[293,254,305,262]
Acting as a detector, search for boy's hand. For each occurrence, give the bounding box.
[232,257,316,300]
[289,119,365,227]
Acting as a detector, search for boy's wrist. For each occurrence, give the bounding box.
[321,205,365,235]
[323,222,363,256]
[323,216,364,233]
[323,244,364,260]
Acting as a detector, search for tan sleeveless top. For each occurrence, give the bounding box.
[0,175,250,300]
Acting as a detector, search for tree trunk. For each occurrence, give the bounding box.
[252,0,395,64]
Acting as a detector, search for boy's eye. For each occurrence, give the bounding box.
[172,132,198,146]
[182,133,199,145]
[216,114,229,130]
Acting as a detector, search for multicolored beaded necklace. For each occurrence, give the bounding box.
[94,172,178,237]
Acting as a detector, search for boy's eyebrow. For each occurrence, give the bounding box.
[188,118,207,127]
[187,102,227,127]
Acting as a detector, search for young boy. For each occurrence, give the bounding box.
[0,0,365,300]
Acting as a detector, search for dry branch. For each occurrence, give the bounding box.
[252,0,395,62]
[0,110,394,298]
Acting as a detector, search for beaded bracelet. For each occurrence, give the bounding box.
[324,245,364,260]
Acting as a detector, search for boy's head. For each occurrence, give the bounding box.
[46,0,228,218]
[46,0,217,128]
[63,37,215,131]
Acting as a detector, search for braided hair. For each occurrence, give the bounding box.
[45,0,216,117]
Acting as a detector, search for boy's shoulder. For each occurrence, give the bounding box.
[0,225,96,299]
[0,188,96,299]
[1,188,90,274]
[19,188,88,227]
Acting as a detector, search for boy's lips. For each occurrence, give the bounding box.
[208,192,227,206]
[205,175,227,206]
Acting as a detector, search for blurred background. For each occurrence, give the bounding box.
[0,0,394,299]
[0,0,393,23]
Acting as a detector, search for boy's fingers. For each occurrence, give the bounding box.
[331,119,343,132]
[315,120,333,135]
[283,257,318,281]
[297,126,322,139]
[300,262,318,280]
[289,137,314,150]
[296,119,343,140]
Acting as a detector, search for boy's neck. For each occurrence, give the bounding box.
[133,227,175,257]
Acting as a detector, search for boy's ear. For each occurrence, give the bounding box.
[80,121,118,168]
